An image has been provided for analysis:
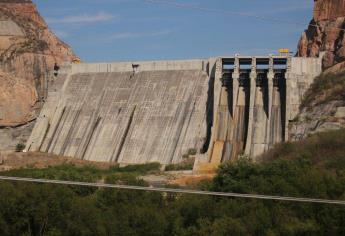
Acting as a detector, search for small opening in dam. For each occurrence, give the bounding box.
[256,58,269,70]
[257,71,269,117]
[275,71,287,141]
[239,71,250,87]
[223,64,234,70]
[239,64,252,70]
[273,58,288,70]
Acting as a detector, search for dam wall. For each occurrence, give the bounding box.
[26,60,210,165]
[25,56,322,168]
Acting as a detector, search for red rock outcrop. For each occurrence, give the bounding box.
[0,0,75,127]
[297,0,345,70]
[314,0,345,21]
[0,70,37,126]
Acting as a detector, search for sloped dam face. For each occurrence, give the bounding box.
[26,57,322,167]
[26,61,209,164]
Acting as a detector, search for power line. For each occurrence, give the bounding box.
[1,176,345,206]
[143,0,345,34]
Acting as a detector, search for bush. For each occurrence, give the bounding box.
[15,143,25,152]
[110,162,161,174]
[187,148,197,156]
[1,131,345,235]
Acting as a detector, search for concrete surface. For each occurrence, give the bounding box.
[26,60,209,164]
[25,56,322,169]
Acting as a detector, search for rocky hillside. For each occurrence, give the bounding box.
[297,0,345,71]
[292,0,345,139]
[0,0,75,150]
[289,72,345,140]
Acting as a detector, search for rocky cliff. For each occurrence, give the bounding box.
[291,0,345,140]
[0,0,75,150]
[297,0,345,71]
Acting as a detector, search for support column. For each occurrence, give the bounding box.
[244,57,257,155]
[232,56,240,117]
[207,58,223,162]
[284,57,292,141]
[265,57,274,150]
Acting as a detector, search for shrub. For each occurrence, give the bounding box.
[1,130,345,235]
[15,143,25,152]
[188,148,197,156]
[110,162,161,174]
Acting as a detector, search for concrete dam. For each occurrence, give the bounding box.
[25,56,321,169]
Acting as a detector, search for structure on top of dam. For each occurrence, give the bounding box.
[25,55,322,169]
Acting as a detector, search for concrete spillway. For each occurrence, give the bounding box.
[26,56,322,168]
[26,61,209,164]
[194,56,322,172]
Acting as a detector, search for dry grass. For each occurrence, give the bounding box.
[0,152,116,171]
[259,129,345,171]
[301,71,345,109]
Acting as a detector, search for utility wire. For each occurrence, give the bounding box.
[1,176,345,206]
[143,0,345,33]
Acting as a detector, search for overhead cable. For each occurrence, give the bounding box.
[143,0,345,33]
[1,176,345,206]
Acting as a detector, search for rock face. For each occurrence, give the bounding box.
[290,101,345,141]
[0,70,37,126]
[0,0,75,127]
[289,68,345,140]
[0,0,75,150]
[297,0,345,70]
[293,1,345,138]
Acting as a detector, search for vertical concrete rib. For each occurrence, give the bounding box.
[265,57,274,152]
[223,56,240,161]
[284,57,292,141]
[114,106,136,162]
[41,103,66,152]
[207,58,223,162]
[232,57,240,117]
[80,117,102,160]
[244,57,257,155]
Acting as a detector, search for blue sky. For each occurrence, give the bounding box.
[33,0,314,62]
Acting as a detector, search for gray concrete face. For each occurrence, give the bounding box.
[26,60,209,164]
[26,56,322,166]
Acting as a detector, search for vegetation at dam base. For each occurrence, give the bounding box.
[0,130,345,236]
